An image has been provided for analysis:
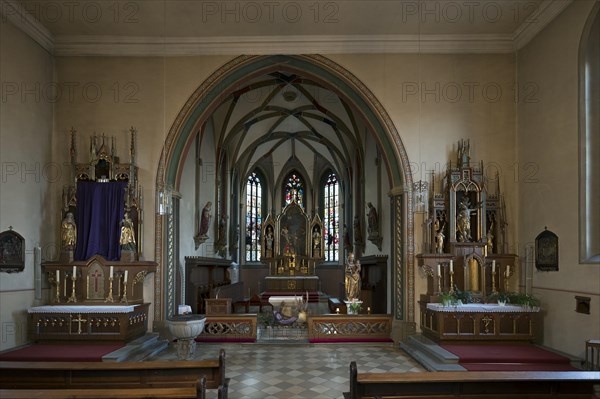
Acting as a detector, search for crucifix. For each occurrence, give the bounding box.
[91,270,102,294]
[71,313,87,334]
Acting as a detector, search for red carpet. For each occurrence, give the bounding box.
[440,343,579,371]
[0,343,123,362]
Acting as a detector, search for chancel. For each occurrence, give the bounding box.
[1,0,599,397]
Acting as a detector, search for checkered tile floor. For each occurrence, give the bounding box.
[155,342,425,399]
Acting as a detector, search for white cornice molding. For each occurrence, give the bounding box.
[53,34,515,56]
[513,0,574,50]
[2,0,572,56]
[0,0,54,53]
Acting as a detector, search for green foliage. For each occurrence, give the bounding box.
[438,291,458,307]
[258,310,274,327]
[508,292,540,308]
[452,285,473,304]
[487,291,511,303]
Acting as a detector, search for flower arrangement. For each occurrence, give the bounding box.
[487,291,511,304]
[348,298,362,314]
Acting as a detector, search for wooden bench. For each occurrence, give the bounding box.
[345,361,600,399]
[0,349,228,399]
[0,378,205,398]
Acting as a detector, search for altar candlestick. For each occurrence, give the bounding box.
[109,266,114,278]
[492,260,496,273]
[124,270,128,282]
[449,260,453,273]
[336,307,340,314]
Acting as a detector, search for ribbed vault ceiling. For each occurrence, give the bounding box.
[210,71,366,185]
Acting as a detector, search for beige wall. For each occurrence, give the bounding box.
[0,19,54,350]
[5,5,593,358]
[517,0,599,358]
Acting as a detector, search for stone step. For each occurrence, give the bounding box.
[399,334,465,372]
[102,333,169,362]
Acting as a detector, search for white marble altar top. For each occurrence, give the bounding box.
[265,276,318,279]
[426,303,540,313]
[268,296,302,306]
[29,305,136,314]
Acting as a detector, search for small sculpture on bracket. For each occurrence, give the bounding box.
[366,202,382,250]
[194,201,212,248]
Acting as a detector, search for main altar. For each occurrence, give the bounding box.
[261,197,324,292]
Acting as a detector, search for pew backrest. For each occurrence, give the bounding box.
[348,361,600,399]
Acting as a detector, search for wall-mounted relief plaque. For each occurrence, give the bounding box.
[535,228,559,271]
[0,229,25,273]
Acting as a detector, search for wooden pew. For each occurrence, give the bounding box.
[0,349,227,399]
[345,361,600,399]
[0,377,205,398]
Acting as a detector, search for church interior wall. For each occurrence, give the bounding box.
[517,0,600,358]
[1,6,595,358]
[0,18,54,351]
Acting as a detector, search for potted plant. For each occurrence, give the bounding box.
[452,285,472,304]
[509,292,540,309]
[488,291,511,306]
[438,292,458,307]
[347,298,363,314]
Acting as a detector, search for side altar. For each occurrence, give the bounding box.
[261,198,324,292]
[32,129,156,342]
[417,140,526,342]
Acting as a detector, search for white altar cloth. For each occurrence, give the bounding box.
[426,303,539,313]
[268,296,302,307]
[28,305,136,314]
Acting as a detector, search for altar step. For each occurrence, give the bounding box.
[102,333,168,362]
[399,334,466,371]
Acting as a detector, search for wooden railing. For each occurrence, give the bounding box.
[0,349,228,399]
[197,314,258,342]
[307,314,393,342]
[345,361,600,399]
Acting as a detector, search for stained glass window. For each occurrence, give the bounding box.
[323,172,339,261]
[284,172,304,209]
[246,172,262,262]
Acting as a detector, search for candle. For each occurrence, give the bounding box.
[124,270,128,282]
[367,306,371,314]
[449,260,453,273]
[492,260,496,273]
[72,265,76,277]
[506,265,510,276]
[437,264,441,276]
[56,269,60,283]
[484,245,488,257]
[109,266,114,279]
[336,307,339,314]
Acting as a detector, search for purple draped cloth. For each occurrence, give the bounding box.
[74,181,126,261]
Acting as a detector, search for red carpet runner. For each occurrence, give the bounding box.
[0,343,123,362]
[440,343,579,371]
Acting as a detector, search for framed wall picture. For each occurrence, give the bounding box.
[535,228,559,271]
[0,229,25,273]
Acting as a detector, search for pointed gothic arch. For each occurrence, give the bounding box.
[154,55,415,334]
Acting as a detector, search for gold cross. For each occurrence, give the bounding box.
[71,313,87,334]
